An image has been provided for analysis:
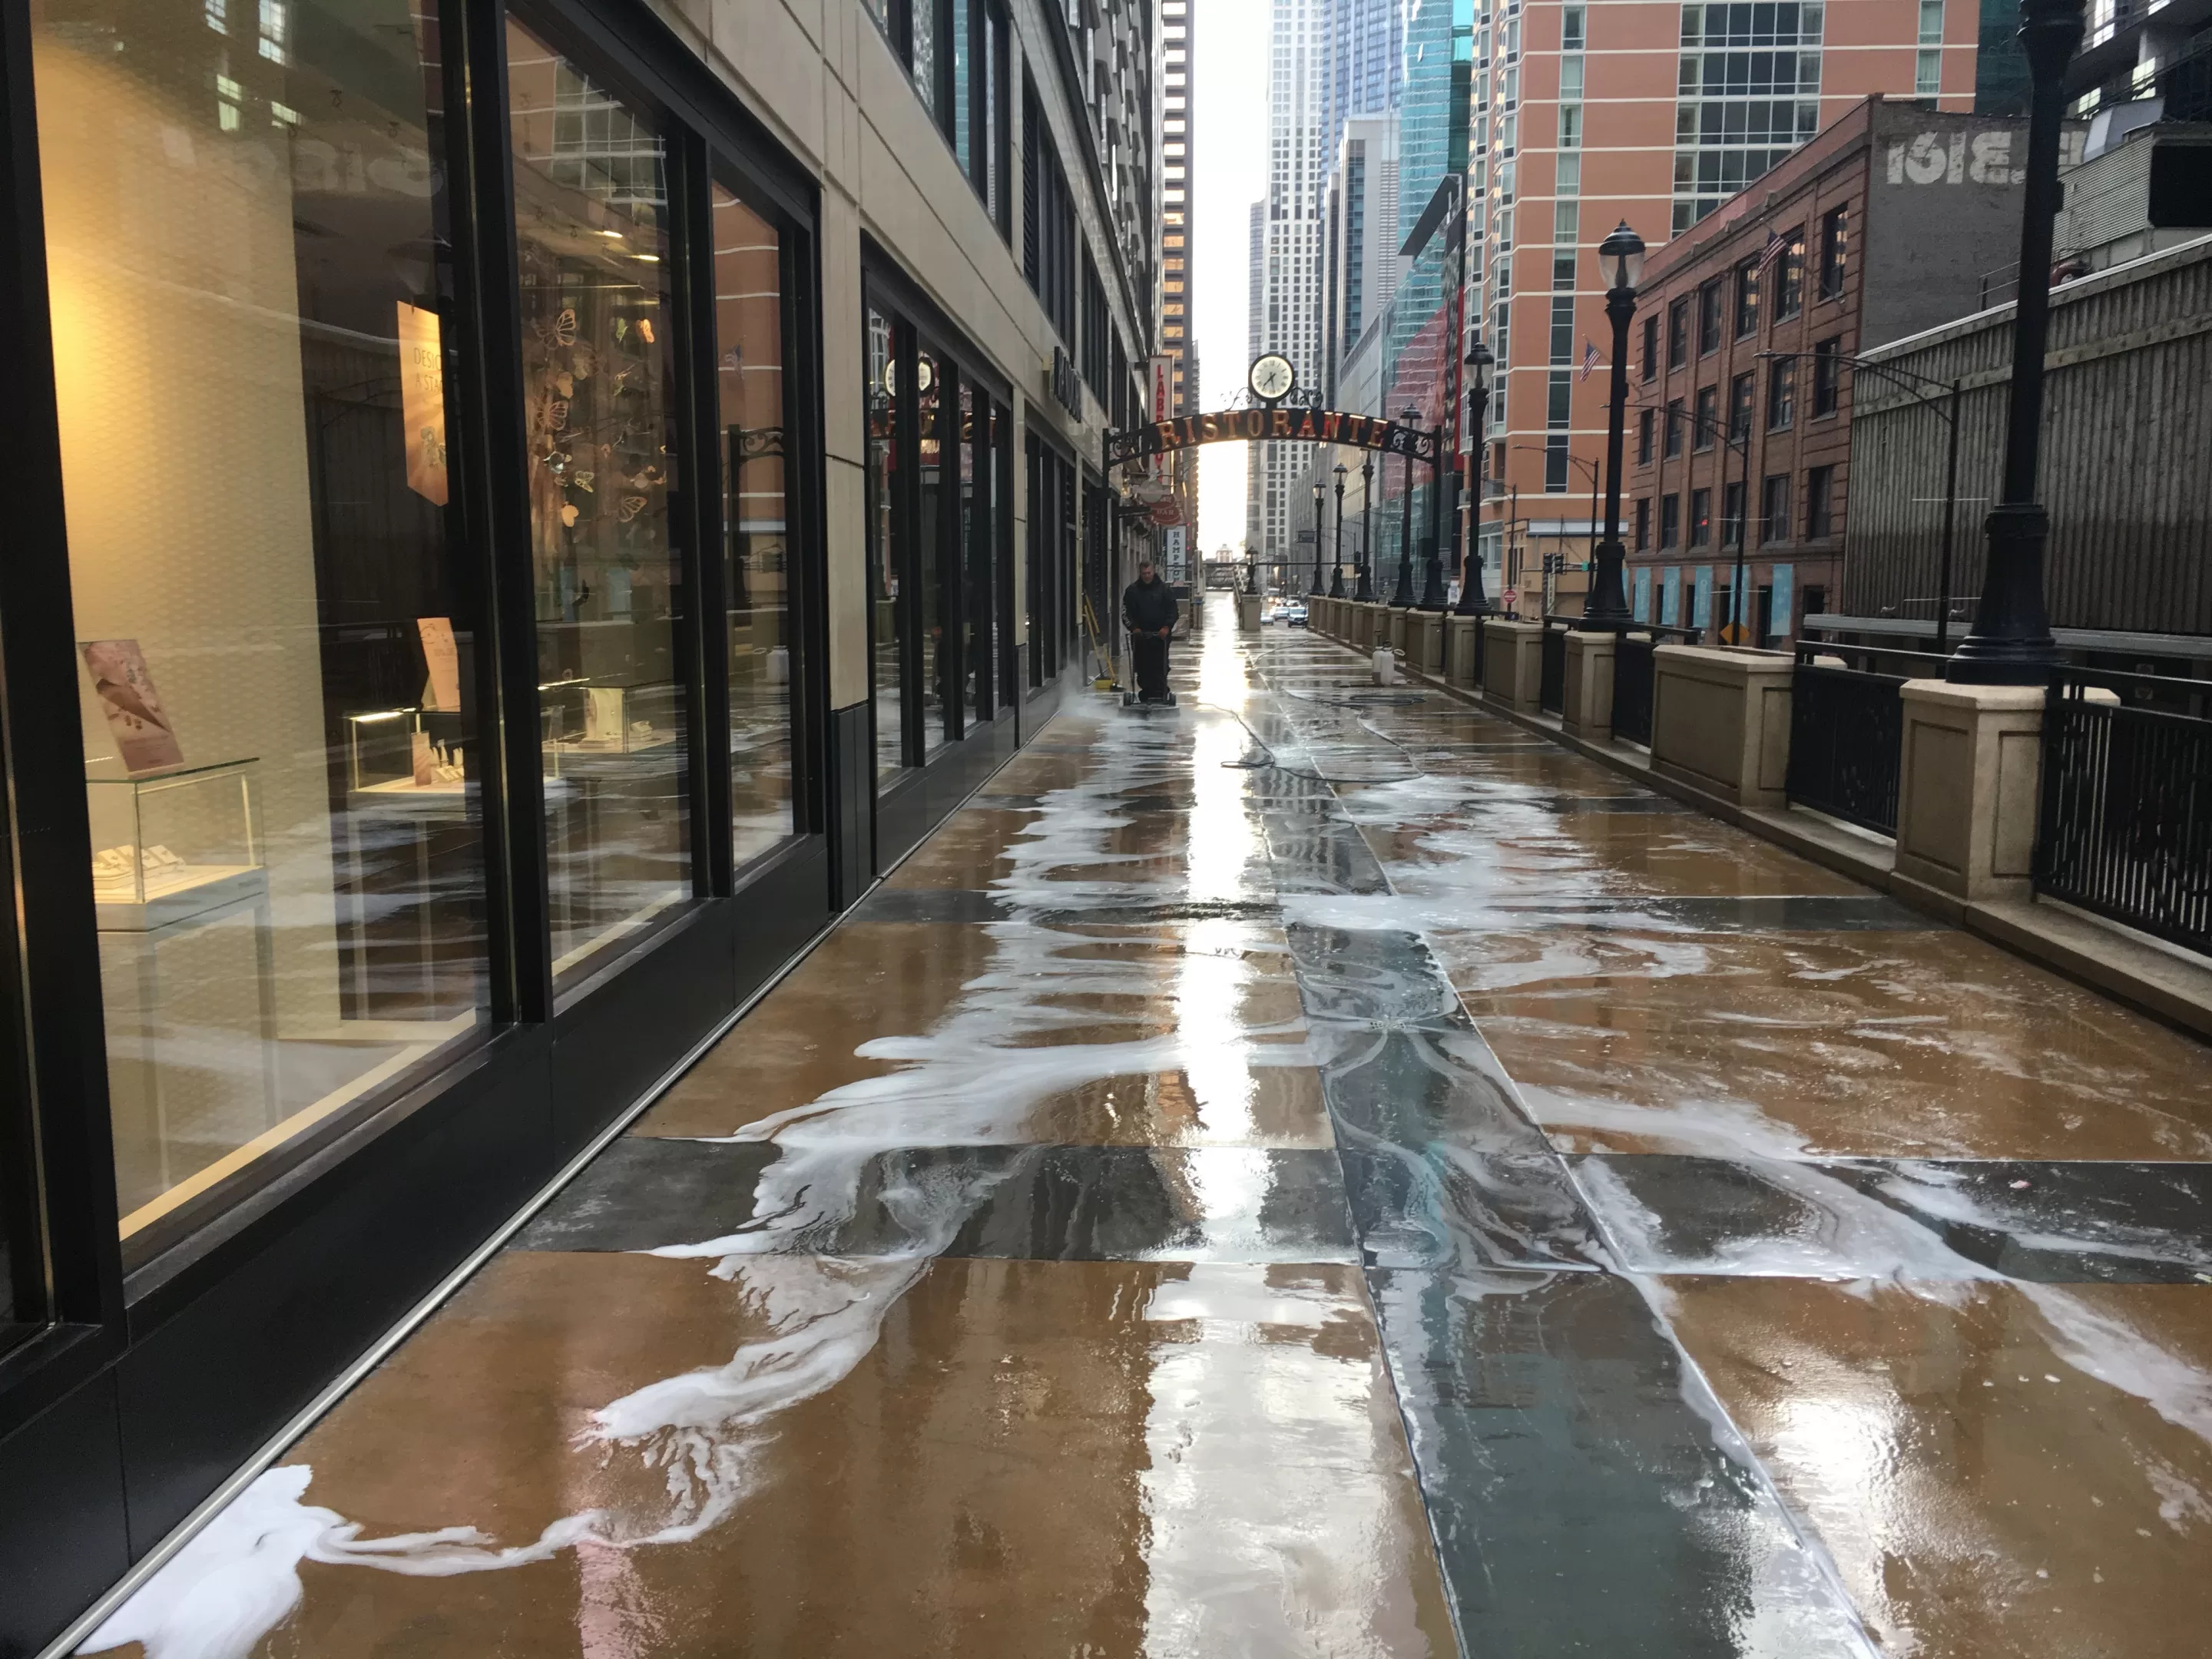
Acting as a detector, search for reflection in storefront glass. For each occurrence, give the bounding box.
[866,310,907,780]
[916,349,948,753]
[711,181,797,869]
[506,21,690,981]
[32,0,489,1256]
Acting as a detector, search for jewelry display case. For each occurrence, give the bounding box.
[87,757,266,932]
[541,678,681,759]
[344,707,467,800]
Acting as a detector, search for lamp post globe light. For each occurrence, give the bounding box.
[1947,0,2082,684]
[1390,406,1421,608]
[1331,463,1348,598]
[1355,455,1377,602]
[1310,481,1327,594]
[1454,338,1497,617]
[1581,220,1645,630]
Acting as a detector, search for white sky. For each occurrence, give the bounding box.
[1189,0,1268,558]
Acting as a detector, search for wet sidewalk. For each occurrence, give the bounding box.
[89,598,2212,1657]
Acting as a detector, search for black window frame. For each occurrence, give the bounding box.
[1694,385,1717,451]
[0,0,848,1612]
[1641,313,1658,380]
[1760,472,1792,543]
[1660,492,1681,547]
[1812,336,1842,416]
[1819,203,1849,300]
[1734,256,1760,336]
[1767,356,1796,430]
[1667,296,1689,369]
[1689,487,1712,546]
[1806,463,1835,538]
[1697,277,1724,355]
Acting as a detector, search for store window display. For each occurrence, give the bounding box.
[31,0,491,1257]
[916,346,949,753]
[711,180,799,868]
[866,308,909,780]
[505,20,691,979]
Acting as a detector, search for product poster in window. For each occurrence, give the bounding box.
[397,300,450,507]
[82,639,183,773]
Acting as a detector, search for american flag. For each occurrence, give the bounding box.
[1759,228,1790,273]
[1579,339,1601,382]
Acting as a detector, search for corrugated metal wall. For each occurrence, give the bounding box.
[1845,233,2212,635]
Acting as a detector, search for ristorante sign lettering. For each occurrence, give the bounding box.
[1104,407,1438,469]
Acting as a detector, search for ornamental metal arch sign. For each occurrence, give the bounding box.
[1105,407,1438,471]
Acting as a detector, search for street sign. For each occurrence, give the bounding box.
[1719,621,1750,645]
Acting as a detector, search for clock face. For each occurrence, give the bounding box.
[1250,353,1296,402]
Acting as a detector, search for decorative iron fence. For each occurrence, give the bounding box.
[1786,661,1906,835]
[1613,634,1656,746]
[1538,623,1568,714]
[2037,679,2212,956]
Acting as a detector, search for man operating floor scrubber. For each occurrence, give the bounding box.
[1121,559,1180,707]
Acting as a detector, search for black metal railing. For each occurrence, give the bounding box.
[1787,661,1906,835]
[2037,675,2212,955]
[1538,622,1568,714]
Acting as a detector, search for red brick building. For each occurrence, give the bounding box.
[1622,95,2037,643]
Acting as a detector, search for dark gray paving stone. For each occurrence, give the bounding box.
[515,1140,1356,1265]
[1447,894,1941,932]
[850,887,1007,923]
[1284,924,1468,1026]
[1575,1154,2212,1284]
[1367,1265,1872,1657]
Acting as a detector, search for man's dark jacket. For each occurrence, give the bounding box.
[1123,576,1178,635]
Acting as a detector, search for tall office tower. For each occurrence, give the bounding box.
[1323,114,1402,400]
[1247,0,1330,569]
[1160,0,1198,543]
[1467,0,1986,608]
[1323,0,1406,166]
[1247,197,1265,553]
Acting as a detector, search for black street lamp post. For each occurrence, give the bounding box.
[1455,339,1497,616]
[1949,0,2081,683]
[1310,481,1327,594]
[1331,463,1348,598]
[1390,406,1420,607]
[1584,220,1645,628]
[1418,425,1449,610]
[1355,455,1377,602]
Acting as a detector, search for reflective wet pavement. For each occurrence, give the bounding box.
[88,598,2212,1657]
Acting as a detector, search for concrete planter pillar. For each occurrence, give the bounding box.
[1405,612,1444,676]
[1561,630,1618,743]
[1892,681,2048,906]
[1649,645,1794,810]
[1387,609,1411,653]
[1482,618,1545,711]
[1443,615,1481,686]
[1237,592,1263,631]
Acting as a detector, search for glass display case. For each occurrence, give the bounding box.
[86,758,265,932]
[345,707,467,800]
[541,678,682,759]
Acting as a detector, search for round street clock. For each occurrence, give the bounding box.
[1248,353,1296,402]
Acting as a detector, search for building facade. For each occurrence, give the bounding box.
[1247,0,1333,571]
[1621,98,2038,644]
[1468,0,1995,618]
[1160,0,1199,553]
[1847,230,2212,637]
[0,0,1155,1644]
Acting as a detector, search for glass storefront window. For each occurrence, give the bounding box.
[711,180,797,868]
[916,346,948,753]
[865,309,906,779]
[32,0,490,1255]
[506,21,690,981]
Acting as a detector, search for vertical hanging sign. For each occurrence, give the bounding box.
[1149,353,1175,421]
[396,300,450,506]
